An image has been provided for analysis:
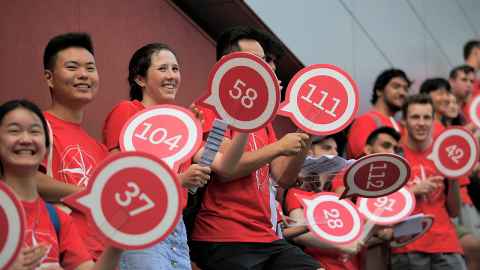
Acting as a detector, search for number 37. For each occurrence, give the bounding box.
[115,182,155,216]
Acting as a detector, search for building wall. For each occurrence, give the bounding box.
[245,0,480,114]
[0,0,216,139]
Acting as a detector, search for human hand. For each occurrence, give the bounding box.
[179,164,211,189]
[276,133,310,156]
[411,175,443,195]
[9,245,49,270]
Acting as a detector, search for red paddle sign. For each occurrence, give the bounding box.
[299,192,363,244]
[430,127,479,178]
[63,151,182,250]
[0,182,25,270]
[357,187,415,225]
[341,154,410,199]
[278,64,359,135]
[120,104,202,170]
[199,52,280,132]
[468,95,480,128]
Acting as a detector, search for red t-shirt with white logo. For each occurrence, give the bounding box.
[347,110,401,159]
[192,105,280,242]
[23,198,91,270]
[284,188,360,270]
[43,112,107,259]
[392,144,463,254]
[102,100,189,207]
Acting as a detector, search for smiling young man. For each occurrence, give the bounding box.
[347,69,411,159]
[36,32,108,260]
[391,94,466,270]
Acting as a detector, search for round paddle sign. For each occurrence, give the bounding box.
[0,182,25,270]
[199,52,280,132]
[341,153,410,199]
[63,151,182,250]
[430,127,479,178]
[468,95,480,128]
[120,104,202,170]
[278,64,359,135]
[357,187,415,225]
[299,192,363,244]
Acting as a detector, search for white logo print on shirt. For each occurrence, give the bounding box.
[59,145,95,187]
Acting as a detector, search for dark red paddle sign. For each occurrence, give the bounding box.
[120,104,202,170]
[357,187,415,225]
[298,192,363,244]
[341,153,410,199]
[430,127,479,178]
[0,182,25,270]
[278,64,359,135]
[63,151,182,250]
[198,52,280,132]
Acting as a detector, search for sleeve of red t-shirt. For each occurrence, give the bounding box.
[346,115,377,159]
[57,210,92,269]
[284,188,303,214]
[196,104,218,135]
[103,102,138,151]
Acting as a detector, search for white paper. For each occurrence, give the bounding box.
[301,155,355,175]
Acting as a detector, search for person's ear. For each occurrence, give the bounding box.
[44,70,54,89]
[135,75,146,88]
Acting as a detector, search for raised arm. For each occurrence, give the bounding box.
[36,172,82,202]
[209,132,309,185]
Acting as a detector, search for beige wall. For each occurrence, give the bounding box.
[0,0,216,139]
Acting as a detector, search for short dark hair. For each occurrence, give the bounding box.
[371,69,411,104]
[0,100,50,175]
[449,65,475,79]
[463,40,480,60]
[366,126,400,146]
[419,78,450,95]
[402,94,434,119]
[216,26,263,60]
[257,31,284,63]
[43,32,94,70]
[128,43,176,101]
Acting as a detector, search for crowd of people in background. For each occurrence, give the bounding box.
[2,26,480,270]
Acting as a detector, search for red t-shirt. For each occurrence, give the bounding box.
[347,110,401,159]
[102,100,189,207]
[102,100,145,151]
[392,144,463,254]
[192,105,280,242]
[284,188,360,270]
[23,198,91,270]
[431,120,445,140]
[43,112,107,259]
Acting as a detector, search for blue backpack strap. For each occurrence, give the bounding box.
[45,203,61,239]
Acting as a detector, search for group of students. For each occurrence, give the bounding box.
[2,26,480,270]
